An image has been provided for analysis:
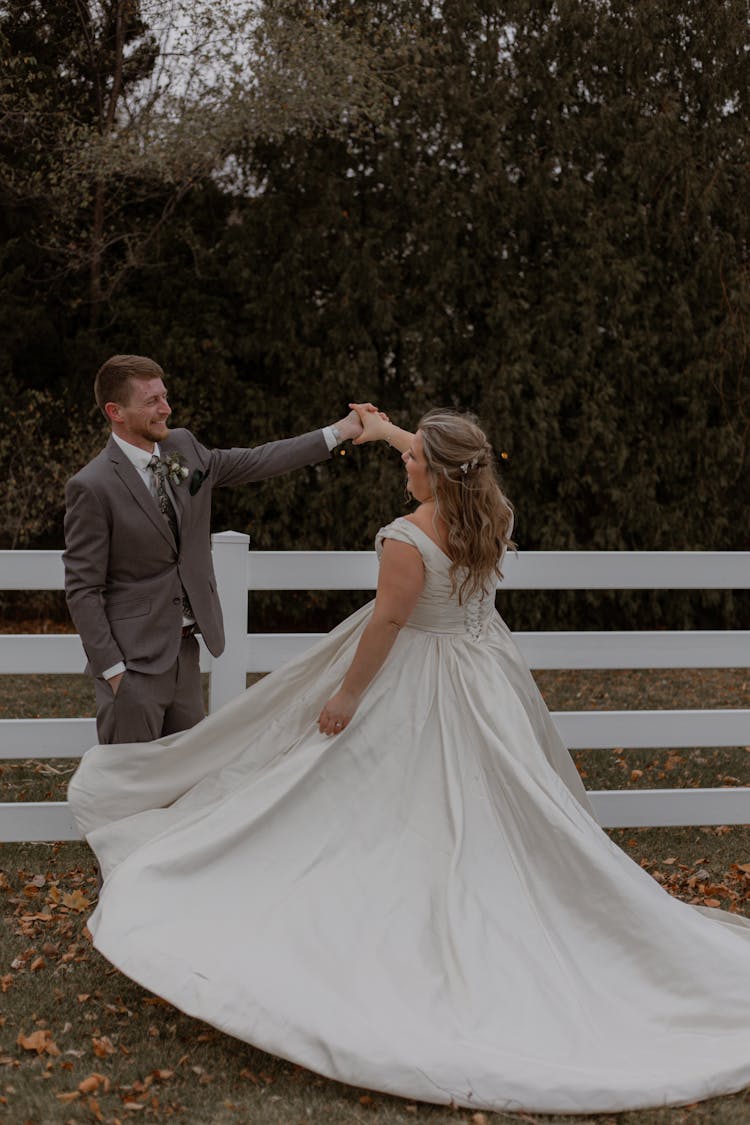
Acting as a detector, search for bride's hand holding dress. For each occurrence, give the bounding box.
[319,537,425,735]
[319,424,433,735]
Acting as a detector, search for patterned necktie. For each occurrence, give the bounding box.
[148,455,194,622]
[148,454,179,545]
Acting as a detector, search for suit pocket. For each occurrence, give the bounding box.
[189,468,207,495]
[106,596,151,621]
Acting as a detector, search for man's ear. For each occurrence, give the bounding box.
[104,401,123,424]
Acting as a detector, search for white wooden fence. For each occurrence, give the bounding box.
[1,532,749,842]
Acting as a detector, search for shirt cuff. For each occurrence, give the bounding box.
[322,425,339,451]
[102,661,126,680]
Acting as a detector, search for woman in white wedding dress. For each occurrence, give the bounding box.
[68,409,750,1116]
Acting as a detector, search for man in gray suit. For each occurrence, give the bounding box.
[64,353,369,744]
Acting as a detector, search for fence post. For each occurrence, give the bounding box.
[209,531,250,713]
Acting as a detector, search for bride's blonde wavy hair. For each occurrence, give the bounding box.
[418,409,515,603]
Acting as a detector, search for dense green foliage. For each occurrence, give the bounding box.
[1,0,748,628]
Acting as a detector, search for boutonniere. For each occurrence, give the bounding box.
[153,452,190,488]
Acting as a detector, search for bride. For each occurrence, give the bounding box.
[68,408,750,1115]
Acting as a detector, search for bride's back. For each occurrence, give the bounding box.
[407,410,514,605]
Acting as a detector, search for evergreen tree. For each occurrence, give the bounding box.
[2,0,748,629]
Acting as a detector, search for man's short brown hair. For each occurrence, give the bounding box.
[94,355,165,417]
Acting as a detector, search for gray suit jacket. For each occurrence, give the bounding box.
[63,427,330,677]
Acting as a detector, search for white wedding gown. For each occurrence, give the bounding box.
[68,518,750,1115]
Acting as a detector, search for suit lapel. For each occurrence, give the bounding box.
[160,439,191,535]
[106,436,176,548]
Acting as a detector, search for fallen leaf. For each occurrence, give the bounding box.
[92,1036,116,1058]
[30,957,45,972]
[55,1090,81,1103]
[703,898,721,908]
[79,1073,109,1094]
[17,1029,60,1056]
[62,890,91,912]
[88,1096,105,1122]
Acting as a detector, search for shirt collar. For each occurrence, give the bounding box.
[111,431,161,471]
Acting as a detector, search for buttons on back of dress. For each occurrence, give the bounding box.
[464,591,492,640]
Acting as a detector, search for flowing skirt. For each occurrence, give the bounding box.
[68,604,750,1114]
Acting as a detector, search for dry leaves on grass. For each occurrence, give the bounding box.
[92,1035,117,1058]
[16,1029,60,1056]
[637,855,750,911]
[78,1072,110,1093]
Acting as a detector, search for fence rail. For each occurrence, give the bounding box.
[1,533,749,841]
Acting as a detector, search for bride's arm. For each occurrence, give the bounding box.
[348,403,415,453]
[318,539,424,735]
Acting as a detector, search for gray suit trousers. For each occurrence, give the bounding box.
[93,635,203,744]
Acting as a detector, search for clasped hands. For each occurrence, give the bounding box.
[333,402,391,445]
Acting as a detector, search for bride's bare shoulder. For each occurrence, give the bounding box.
[403,504,450,554]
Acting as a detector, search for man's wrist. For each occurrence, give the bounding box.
[103,661,126,680]
[323,425,341,450]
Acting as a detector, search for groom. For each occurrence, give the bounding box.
[64,353,369,744]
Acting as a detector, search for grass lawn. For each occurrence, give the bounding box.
[1,669,749,1125]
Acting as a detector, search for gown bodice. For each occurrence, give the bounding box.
[375,517,496,639]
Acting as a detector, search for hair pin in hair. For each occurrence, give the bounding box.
[460,458,479,475]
